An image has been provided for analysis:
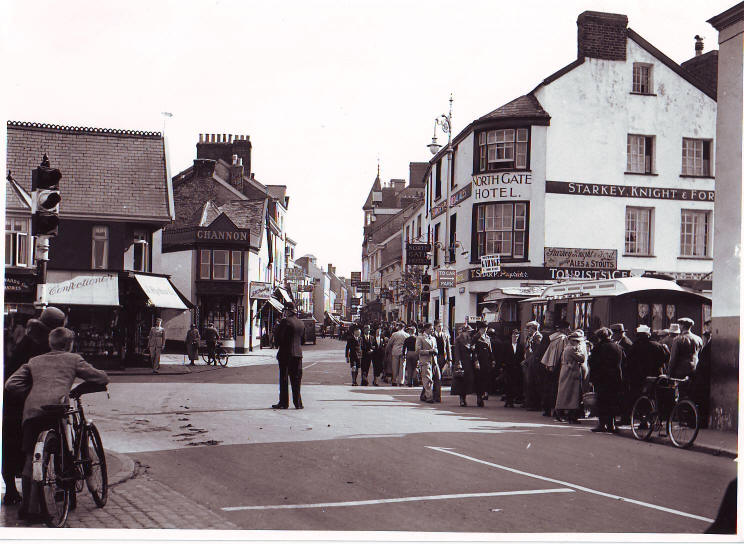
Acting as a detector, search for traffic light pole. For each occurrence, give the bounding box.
[34,236,50,309]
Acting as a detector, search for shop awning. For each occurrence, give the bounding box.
[484,286,549,303]
[276,287,292,303]
[266,297,284,312]
[47,271,119,306]
[539,277,712,301]
[134,274,188,310]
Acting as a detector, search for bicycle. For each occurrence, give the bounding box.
[35,381,109,527]
[200,341,228,366]
[630,375,700,448]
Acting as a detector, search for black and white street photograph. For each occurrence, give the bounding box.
[0,0,741,541]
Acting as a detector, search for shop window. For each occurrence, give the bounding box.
[625,207,653,255]
[626,134,654,174]
[638,303,676,330]
[532,302,547,327]
[5,217,33,267]
[474,202,528,261]
[680,210,711,257]
[477,128,529,172]
[682,138,712,176]
[91,225,109,269]
[573,301,592,329]
[212,250,229,280]
[133,230,150,272]
[232,251,242,280]
[632,63,653,94]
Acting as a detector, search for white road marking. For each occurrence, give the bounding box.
[304,362,319,369]
[426,447,715,523]
[221,488,574,511]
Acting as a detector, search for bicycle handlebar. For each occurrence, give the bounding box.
[70,382,108,399]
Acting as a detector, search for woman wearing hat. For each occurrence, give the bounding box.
[588,327,623,433]
[554,330,588,424]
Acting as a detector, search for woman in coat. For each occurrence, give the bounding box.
[555,330,589,423]
[588,327,624,433]
[372,326,386,386]
[148,317,166,374]
[185,324,200,365]
[470,322,494,407]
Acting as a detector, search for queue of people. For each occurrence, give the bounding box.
[348,314,708,432]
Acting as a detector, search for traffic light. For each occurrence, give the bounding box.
[31,155,62,237]
[421,284,430,302]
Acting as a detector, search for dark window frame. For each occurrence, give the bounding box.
[470,201,530,264]
[474,126,531,174]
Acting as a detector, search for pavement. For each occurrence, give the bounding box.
[0,338,737,533]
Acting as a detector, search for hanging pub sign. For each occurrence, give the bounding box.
[249,281,272,299]
[450,183,472,207]
[285,267,305,281]
[544,247,617,270]
[406,243,431,266]
[437,269,456,288]
[351,297,361,306]
[334,302,343,311]
[480,254,501,275]
[351,271,362,286]
[431,201,447,219]
[356,281,371,293]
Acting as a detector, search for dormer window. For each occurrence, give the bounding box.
[632,63,653,94]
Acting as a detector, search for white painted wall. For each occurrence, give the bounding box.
[158,248,194,342]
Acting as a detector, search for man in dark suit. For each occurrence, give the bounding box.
[273,302,305,409]
[503,329,525,407]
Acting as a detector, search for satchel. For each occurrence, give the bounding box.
[582,385,598,416]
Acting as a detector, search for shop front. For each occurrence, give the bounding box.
[519,277,711,339]
[45,270,189,367]
[4,269,38,356]
[195,280,244,351]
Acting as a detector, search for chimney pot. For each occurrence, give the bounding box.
[199,133,203,143]
[228,134,233,143]
[222,133,227,143]
[694,34,704,56]
[210,134,215,142]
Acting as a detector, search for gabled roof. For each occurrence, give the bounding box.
[186,198,267,249]
[7,121,170,222]
[363,173,382,210]
[6,175,31,211]
[267,185,287,201]
[478,94,550,122]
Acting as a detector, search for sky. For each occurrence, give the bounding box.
[1,0,734,277]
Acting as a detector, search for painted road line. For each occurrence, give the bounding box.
[427,447,715,523]
[221,488,574,511]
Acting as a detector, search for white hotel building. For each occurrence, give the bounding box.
[423,11,717,334]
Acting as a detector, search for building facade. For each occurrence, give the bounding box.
[422,11,717,337]
[5,121,187,365]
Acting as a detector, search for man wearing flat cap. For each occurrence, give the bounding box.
[627,324,668,405]
[668,318,703,380]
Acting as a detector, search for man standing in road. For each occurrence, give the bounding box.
[272,302,305,409]
[627,324,667,404]
[345,325,363,386]
[387,323,409,387]
[668,317,703,380]
[416,323,438,403]
[432,320,452,402]
[523,321,543,410]
[610,323,633,423]
[203,322,220,365]
[540,320,569,419]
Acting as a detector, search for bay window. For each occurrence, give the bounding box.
[199,249,244,280]
[477,128,529,172]
[473,202,528,261]
[213,250,230,280]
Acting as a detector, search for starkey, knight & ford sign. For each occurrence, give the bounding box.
[545,180,715,201]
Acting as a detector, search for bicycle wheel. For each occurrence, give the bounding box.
[201,351,211,365]
[631,396,656,441]
[668,399,699,448]
[216,348,228,367]
[83,423,108,507]
[37,430,70,528]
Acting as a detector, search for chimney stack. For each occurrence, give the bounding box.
[577,11,628,61]
[695,35,704,56]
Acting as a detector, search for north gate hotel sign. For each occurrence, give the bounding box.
[472,172,532,201]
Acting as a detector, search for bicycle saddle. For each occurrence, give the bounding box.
[41,404,70,416]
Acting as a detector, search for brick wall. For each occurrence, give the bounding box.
[577,11,628,61]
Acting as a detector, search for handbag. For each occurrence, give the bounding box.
[582,384,598,417]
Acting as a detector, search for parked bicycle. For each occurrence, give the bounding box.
[35,381,109,527]
[200,340,228,366]
[630,375,700,448]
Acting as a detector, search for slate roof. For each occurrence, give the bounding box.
[681,51,718,100]
[266,185,287,201]
[185,198,266,249]
[6,121,171,222]
[6,176,31,212]
[362,174,383,210]
[478,94,550,121]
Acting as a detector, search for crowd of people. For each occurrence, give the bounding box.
[344,315,710,432]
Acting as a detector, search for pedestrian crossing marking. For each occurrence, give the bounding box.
[221,488,574,511]
[426,447,715,523]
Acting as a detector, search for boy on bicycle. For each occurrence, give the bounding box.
[4,327,109,520]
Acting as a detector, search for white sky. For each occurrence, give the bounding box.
[1,0,734,277]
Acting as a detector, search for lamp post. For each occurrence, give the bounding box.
[427,95,454,330]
